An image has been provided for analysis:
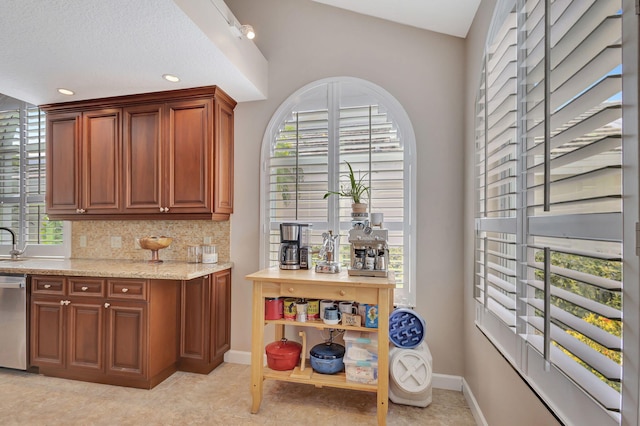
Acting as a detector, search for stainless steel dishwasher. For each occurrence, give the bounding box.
[0,274,28,370]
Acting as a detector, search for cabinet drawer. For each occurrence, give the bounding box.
[68,277,105,297]
[280,283,356,301]
[107,279,147,300]
[32,276,65,295]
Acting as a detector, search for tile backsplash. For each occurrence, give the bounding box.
[71,220,230,262]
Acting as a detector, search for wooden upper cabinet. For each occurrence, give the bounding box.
[123,103,163,213]
[46,112,81,215]
[166,98,212,214]
[43,86,236,220]
[214,97,234,215]
[82,109,121,214]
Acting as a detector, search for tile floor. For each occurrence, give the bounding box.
[0,363,476,425]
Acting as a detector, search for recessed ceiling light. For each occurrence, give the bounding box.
[57,88,74,96]
[163,74,180,83]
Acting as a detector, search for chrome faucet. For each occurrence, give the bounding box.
[0,227,26,259]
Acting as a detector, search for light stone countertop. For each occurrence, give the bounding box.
[0,258,233,280]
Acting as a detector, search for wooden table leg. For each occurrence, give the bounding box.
[250,281,265,413]
[376,287,392,425]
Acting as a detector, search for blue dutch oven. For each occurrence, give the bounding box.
[310,342,345,374]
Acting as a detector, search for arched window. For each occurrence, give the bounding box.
[260,77,416,307]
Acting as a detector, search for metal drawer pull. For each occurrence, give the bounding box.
[44,284,51,289]
[104,303,110,308]
[81,286,88,291]
[121,288,129,293]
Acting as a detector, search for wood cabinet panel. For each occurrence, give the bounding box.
[67,300,104,372]
[32,276,65,295]
[82,109,121,213]
[68,277,105,297]
[180,275,208,361]
[214,97,234,214]
[166,99,211,213]
[46,112,81,214]
[212,269,231,359]
[106,303,146,378]
[30,298,65,368]
[123,104,163,212]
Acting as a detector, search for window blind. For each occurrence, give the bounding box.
[475,0,624,423]
[263,79,414,306]
[0,96,63,250]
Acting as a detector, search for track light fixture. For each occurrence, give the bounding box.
[210,0,256,40]
[240,24,255,40]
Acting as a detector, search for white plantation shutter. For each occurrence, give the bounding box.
[262,78,416,307]
[475,1,629,424]
[0,95,64,254]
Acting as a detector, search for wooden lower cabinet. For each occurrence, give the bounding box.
[30,276,179,389]
[179,269,231,374]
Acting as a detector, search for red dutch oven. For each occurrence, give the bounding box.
[265,338,302,370]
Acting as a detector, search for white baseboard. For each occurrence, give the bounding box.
[224,349,254,365]
[431,373,463,391]
[462,377,488,426]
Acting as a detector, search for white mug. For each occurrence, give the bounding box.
[339,301,356,315]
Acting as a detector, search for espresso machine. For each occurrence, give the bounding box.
[315,230,341,273]
[279,223,312,270]
[348,226,389,277]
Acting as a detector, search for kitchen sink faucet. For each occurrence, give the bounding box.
[0,227,26,259]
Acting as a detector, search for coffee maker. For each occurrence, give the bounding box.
[279,223,312,270]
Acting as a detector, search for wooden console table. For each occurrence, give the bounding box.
[245,267,395,426]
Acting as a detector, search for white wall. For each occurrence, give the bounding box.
[462,1,561,424]
[227,0,466,376]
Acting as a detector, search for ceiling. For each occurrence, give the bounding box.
[0,0,480,107]
[312,0,481,38]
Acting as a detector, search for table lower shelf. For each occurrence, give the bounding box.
[263,365,378,392]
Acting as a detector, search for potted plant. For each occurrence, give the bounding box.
[323,161,370,213]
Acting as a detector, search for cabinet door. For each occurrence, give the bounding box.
[214,97,234,214]
[211,270,231,360]
[180,275,209,362]
[46,112,81,214]
[123,104,163,213]
[30,297,65,368]
[165,98,212,214]
[105,302,147,378]
[82,109,121,213]
[66,299,104,373]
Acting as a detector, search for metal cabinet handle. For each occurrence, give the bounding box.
[60,300,70,306]
[104,303,110,308]
[121,288,129,293]
[81,286,88,291]
[76,209,86,214]
[159,207,169,213]
[44,284,51,289]
[60,300,65,305]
